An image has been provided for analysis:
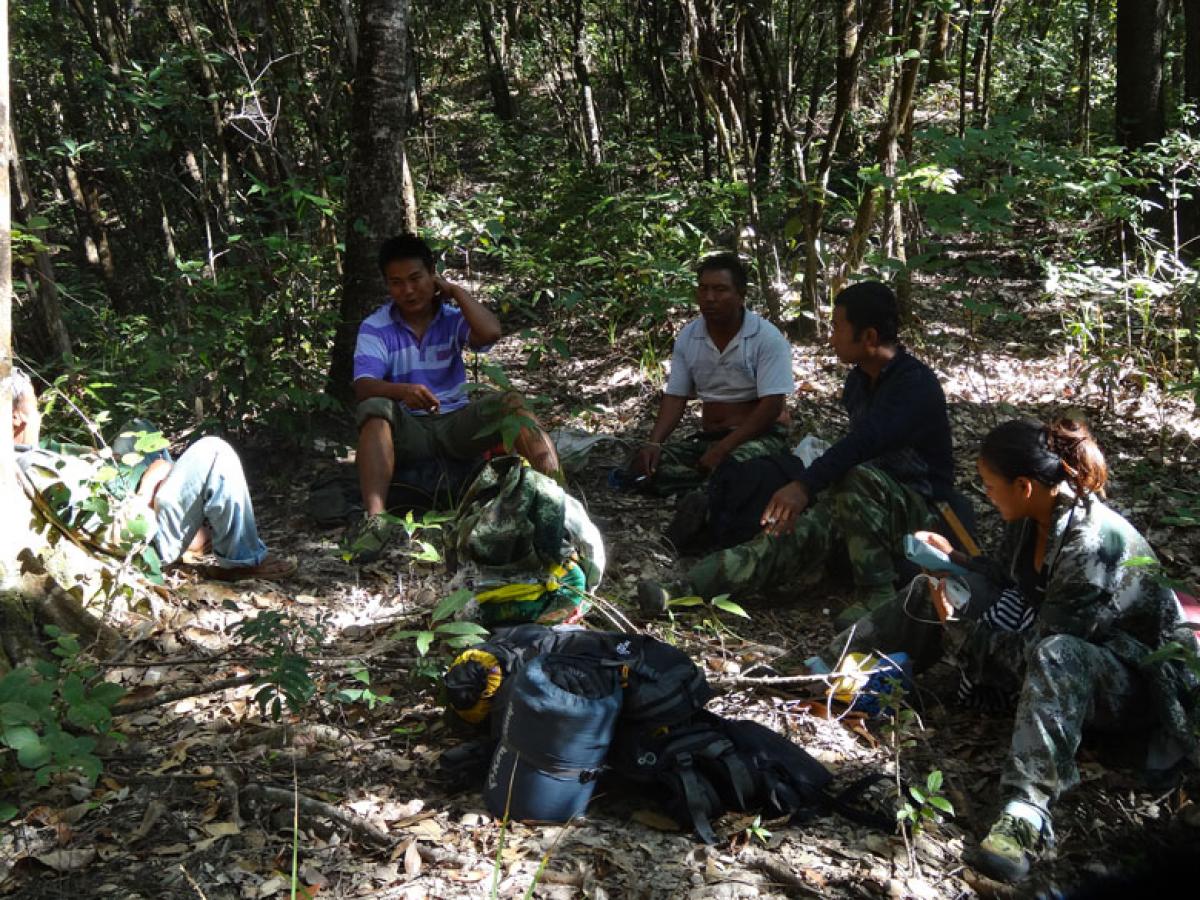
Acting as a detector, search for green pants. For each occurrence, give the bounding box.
[648,425,790,497]
[356,391,510,467]
[832,579,1152,814]
[686,464,939,600]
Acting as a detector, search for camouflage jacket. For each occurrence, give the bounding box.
[989,490,1199,755]
[17,444,158,554]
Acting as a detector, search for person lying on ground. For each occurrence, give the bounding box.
[822,418,1199,883]
[639,280,967,623]
[11,368,294,581]
[629,251,794,499]
[349,233,560,563]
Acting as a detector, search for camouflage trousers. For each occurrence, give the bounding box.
[686,464,939,600]
[645,425,790,497]
[832,578,1151,813]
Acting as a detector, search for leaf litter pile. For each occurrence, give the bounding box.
[4,275,1200,899]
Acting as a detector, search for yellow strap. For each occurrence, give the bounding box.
[449,649,505,725]
[473,563,572,605]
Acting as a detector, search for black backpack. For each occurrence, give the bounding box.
[608,710,836,844]
[443,626,714,732]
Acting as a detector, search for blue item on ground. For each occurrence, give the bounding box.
[484,653,622,822]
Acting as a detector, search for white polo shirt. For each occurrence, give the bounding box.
[664,309,795,402]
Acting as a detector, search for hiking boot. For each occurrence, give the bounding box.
[343,513,396,564]
[968,811,1045,883]
[665,490,710,553]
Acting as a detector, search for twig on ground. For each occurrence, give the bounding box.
[178,864,210,900]
[113,673,259,715]
[241,783,392,847]
[718,671,832,686]
[744,850,821,897]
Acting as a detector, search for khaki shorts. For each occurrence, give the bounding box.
[356,390,510,466]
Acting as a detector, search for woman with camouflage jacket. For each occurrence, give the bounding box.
[830,418,1199,883]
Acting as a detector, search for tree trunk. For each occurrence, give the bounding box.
[9,125,71,361]
[570,0,603,166]
[1116,0,1168,151]
[1,2,117,674]
[1186,0,1200,104]
[329,0,412,402]
[957,0,974,137]
[1078,0,1096,148]
[839,0,927,292]
[477,0,518,119]
[802,0,884,313]
[927,7,951,83]
[3,0,15,559]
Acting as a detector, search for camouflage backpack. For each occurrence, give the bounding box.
[445,456,606,626]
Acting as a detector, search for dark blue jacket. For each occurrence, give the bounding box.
[797,347,955,502]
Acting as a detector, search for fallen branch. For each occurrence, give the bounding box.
[113,673,258,715]
[744,850,821,897]
[719,671,831,686]
[241,783,391,847]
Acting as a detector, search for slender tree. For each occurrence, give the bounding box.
[329,0,413,401]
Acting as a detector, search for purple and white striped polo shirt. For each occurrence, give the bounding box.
[352,301,477,413]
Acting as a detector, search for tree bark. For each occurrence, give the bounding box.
[802,0,884,312]
[570,0,603,166]
[838,0,927,292]
[927,7,951,83]
[477,0,518,120]
[1078,0,1097,148]
[9,124,71,361]
[1116,0,1168,151]
[329,0,412,402]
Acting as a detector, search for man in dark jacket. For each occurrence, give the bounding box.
[641,281,963,617]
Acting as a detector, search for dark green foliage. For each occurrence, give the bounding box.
[0,627,126,791]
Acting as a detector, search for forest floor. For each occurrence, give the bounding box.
[3,261,1200,899]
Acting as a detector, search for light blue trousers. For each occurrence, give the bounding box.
[152,436,268,568]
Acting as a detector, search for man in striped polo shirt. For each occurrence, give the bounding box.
[349,234,558,562]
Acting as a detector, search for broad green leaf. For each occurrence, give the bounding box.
[666,596,705,608]
[0,702,40,726]
[408,540,442,563]
[926,770,943,793]
[5,726,52,769]
[432,588,474,624]
[89,682,126,706]
[928,796,955,815]
[711,596,751,619]
[415,631,434,657]
[435,620,490,636]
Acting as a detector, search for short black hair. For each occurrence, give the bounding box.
[834,281,899,344]
[697,252,749,294]
[378,234,435,275]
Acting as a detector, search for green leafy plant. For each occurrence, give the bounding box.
[393,588,490,658]
[896,769,955,835]
[331,665,394,711]
[743,814,773,845]
[234,611,324,720]
[665,593,752,641]
[0,626,126,788]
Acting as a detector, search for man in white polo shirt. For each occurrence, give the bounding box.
[629,253,794,543]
